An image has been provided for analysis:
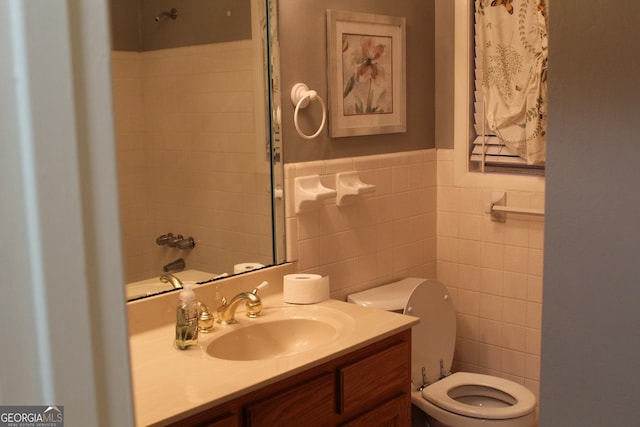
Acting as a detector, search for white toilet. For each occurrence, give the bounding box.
[348,278,537,427]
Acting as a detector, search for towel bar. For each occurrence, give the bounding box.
[486,192,545,222]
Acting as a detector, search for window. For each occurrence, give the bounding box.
[453,0,545,192]
[469,0,548,176]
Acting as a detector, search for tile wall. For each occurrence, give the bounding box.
[436,149,544,398]
[111,41,272,283]
[284,150,438,300]
[285,148,544,398]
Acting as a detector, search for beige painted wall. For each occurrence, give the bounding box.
[434,0,455,149]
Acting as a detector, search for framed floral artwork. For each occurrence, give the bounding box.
[327,10,406,138]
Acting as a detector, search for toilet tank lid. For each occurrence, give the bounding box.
[347,278,426,311]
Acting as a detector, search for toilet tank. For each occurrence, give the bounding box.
[347,278,427,312]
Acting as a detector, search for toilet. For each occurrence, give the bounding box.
[348,278,537,427]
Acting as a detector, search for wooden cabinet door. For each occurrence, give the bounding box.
[199,413,238,427]
[338,342,410,417]
[339,395,410,427]
[169,411,239,427]
[245,373,335,427]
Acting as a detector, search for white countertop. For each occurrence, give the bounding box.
[129,293,418,426]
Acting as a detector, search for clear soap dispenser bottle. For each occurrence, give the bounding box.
[175,282,199,350]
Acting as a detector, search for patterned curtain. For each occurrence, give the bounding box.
[477,0,548,165]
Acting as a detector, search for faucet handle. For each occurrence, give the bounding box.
[245,282,268,319]
[156,232,174,245]
[168,234,185,247]
[198,302,214,333]
[251,281,269,295]
[177,236,196,250]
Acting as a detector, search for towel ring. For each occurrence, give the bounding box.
[290,83,326,140]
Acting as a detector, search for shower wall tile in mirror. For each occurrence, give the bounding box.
[111,40,272,283]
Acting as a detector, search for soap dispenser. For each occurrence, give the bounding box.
[175,282,199,350]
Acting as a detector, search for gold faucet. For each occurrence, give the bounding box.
[198,302,214,333]
[216,281,269,325]
[160,273,183,289]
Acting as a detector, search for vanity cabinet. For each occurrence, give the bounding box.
[197,414,238,427]
[168,330,411,427]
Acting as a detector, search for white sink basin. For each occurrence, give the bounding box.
[206,306,354,361]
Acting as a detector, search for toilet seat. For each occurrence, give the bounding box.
[403,279,456,386]
[422,372,536,420]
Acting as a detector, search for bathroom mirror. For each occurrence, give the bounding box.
[109,0,284,300]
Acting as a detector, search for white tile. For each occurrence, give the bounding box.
[505,219,530,247]
[437,161,454,187]
[502,298,527,326]
[501,323,526,351]
[437,261,459,287]
[458,289,480,316]
[458,265,480,291]
[458,314,480,340]
[358,253,378,283]
[459,188,483,214]
[354,155,380,170]
[525,328,542,355]
[438,237,459,263]
[501,349,526,377]
[455,338,479,365]
[529,220,545,249]
[528,248,544,276]
[409,163,426,189]
[479,293,502,321]
[480,242,504,270]
[459,214,483,241]
[503,272,528,300]
[437,212,460,238]
[479,318,502,346]
[478,343,502,371]
[526,301,542,330]
[503,245,529,273]
[459,239,481,266]
[479,268,503,295]
[437,186,460,212]
[481,216,505,244]
[525,354,541,380]
[392,165,410,193]
[527,275,543,303]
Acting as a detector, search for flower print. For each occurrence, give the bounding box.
[342,33,393,115]
[342,34,392,115]
[354,37,386,83]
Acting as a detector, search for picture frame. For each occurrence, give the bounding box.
[326,10,406,138]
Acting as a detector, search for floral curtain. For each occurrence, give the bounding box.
[477,0,548,165]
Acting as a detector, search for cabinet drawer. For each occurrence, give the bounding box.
[245,373,334,427]
[338,341,410,416]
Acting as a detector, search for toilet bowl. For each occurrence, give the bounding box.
[348,278,537,427]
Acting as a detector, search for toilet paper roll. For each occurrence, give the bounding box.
[233,262,265,274]
[283,274,330,304]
